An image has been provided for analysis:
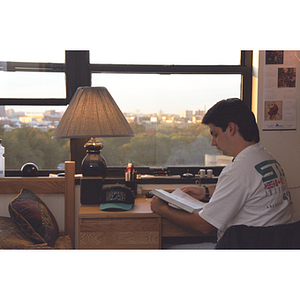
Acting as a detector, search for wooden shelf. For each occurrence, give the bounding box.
[0,177,65,194]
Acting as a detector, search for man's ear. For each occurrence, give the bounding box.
[227,122,238,136]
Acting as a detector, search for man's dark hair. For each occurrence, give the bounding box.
[202,98,260,143]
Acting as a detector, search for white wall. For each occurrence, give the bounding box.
[253,50,300,221]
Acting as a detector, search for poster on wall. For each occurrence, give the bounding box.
[263,50,299,130]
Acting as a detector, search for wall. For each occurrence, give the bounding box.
[253,50,300,221]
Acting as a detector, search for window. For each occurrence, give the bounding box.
[0,50,252,172]
[0,72,65,99]
[0,61,68,171]
[91,73,241,166]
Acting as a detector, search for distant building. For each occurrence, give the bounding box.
[5,109,14,117]
[194,109,206,118]
[20,113,44,123]
[162,115,175,123]
[192,115,202,123]
[183,110,193,119]
[150,116,158,123]
[126,115,135,123]
[0,106,5,118]
[43,110,62,122]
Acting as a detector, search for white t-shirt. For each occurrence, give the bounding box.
[199,144,292,240]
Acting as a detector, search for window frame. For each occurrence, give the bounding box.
[0,50,253,175]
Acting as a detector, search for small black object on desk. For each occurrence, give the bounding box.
[21,163,38,177]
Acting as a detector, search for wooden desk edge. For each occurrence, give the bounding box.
[78,197,216,238]
[78,198,160,219]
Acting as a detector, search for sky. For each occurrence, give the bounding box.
[92,73,241,115]
[1,0,299,114]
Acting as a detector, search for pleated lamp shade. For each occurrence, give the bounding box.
[52,87,135,139]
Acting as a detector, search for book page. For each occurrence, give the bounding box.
[171,188,201,205]
[151,188,204,213]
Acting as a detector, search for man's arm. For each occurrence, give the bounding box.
[150,196,216,235]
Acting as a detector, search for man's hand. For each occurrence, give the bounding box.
[181,186,205,200]
[150,196,168,214]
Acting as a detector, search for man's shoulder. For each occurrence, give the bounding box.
[236,144,273,162]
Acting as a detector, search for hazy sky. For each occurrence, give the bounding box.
[1,0,298,114]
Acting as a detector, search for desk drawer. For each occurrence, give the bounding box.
[79,218,161,249]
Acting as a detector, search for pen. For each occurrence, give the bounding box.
[131,163,134,181]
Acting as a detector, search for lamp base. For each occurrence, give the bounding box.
[80,178,103,204]
[81,152,107,178]
[81,137,107,178]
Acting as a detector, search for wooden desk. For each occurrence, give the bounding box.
[78,197,211,249]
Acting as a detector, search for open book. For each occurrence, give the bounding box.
[151,188,204,213]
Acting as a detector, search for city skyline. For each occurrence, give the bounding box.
[0,105,208,132]
[1,106,206,120]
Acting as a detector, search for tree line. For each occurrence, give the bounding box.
[0,122,219,170]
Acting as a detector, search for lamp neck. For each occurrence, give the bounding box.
[84,137,103,153]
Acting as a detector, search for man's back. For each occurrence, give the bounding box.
[199,144,292,240]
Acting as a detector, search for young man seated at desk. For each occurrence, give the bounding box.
[150,98,293,248]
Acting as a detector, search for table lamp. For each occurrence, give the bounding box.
[52,86,135,178]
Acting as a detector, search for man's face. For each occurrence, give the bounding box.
[208,123,232,156]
